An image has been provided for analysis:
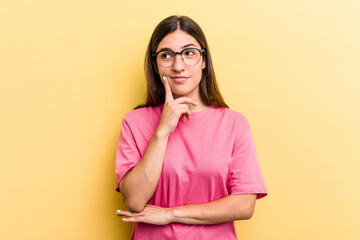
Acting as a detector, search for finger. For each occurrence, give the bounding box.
[172,105,192,121]
[122,217,140,223]
[116,210,143,217]
[180,106,192,122]
[185,109,191,120]
[162,76,174,102]
[179,110,191,122]
[172,96,198,106]
[182,114,186,123]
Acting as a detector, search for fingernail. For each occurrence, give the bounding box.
[122,218,126,221]
[163,76,166,81]
[116,210,121,213]
[195,101,198,105]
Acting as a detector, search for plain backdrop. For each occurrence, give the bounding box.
[1,0,359,239]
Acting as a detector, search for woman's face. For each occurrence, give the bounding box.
[155,30,206,99]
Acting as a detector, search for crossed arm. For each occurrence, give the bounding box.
[116,193,257,225]
[117,128,257,225]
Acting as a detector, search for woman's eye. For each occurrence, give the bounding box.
[184,50,196,56]
[160,52,172,59]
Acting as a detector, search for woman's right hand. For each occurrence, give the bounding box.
[156,76,198,136]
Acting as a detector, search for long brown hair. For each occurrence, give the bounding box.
[134,15,229,110]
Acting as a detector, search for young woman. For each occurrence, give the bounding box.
[115,15,268,240]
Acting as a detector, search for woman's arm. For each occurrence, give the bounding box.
[119,129,169,213]
[171,194,256,224]
[117,194,257,225]
[119,76,198,213]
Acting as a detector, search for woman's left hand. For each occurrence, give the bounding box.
[116,204,174,225]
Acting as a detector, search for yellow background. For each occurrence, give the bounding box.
[1,0,359,239]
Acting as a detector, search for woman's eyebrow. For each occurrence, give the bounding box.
[157,43,197,52]
[181,43,197,48]
[157,47,172,52]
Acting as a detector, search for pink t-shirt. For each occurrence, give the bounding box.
[115,104,267,240]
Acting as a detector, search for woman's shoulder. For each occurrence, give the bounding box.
[211,107,251,135]
[214,106,249,123]
[123,104,162,123]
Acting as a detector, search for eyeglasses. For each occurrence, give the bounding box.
[152,47,206,68]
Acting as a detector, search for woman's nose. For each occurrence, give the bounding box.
[172,54,185,72]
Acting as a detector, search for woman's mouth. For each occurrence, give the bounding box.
[171,76,189,83]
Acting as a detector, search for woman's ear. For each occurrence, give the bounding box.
[202,56,206,69]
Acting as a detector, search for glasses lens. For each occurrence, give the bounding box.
[182,49,201,66]
[157,51,175,67]
[156,48,202,67]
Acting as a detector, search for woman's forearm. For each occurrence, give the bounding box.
[118,194,257,225]
[170,194,257,225]
[120,129,169,212]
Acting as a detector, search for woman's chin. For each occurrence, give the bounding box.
[171,86,198,99]
[172,90,191,98]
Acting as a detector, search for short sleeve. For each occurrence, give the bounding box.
[115,117,142,192]
[228,124,268,200]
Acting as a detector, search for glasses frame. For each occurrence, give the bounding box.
[152,47,206,68]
